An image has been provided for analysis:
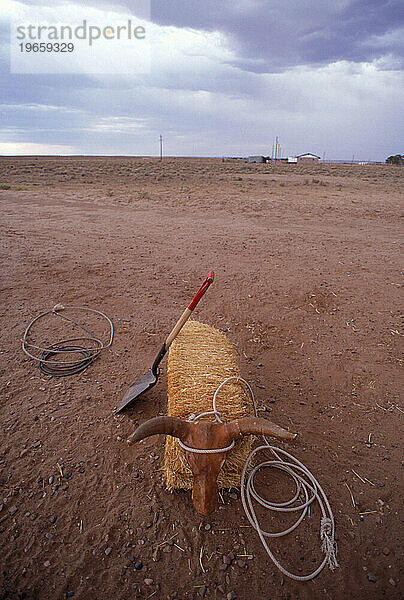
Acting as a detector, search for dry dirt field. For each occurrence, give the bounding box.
[0,157,402,600]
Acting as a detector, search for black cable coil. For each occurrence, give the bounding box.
[22,305,114,377]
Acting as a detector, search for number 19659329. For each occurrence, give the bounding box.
[19,42,74,52]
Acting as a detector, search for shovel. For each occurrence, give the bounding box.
[115,271,215,413]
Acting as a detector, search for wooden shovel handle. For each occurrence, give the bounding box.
[165,271,214,348]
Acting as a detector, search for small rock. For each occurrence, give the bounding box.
[105,547,112,556]
[137,539,145,545]
[44,561,50,567]
[20,449,28,458]
[25,512,30,517]
[50,515,57,524]
[48,476,54,485]
[204,524,211,531]
[389,578,396,586]
[223,555,231,565]
[229,493,238,500]
[227,592,237,600]
[144,578,153,586]
[219,564,228,571]
[134,561,143,570]
[45,533,53,540]
[367,573,377,583]
[9,505,18,515]
[382,547,390,556]
[128,554,135,562]
[33,441,41,448]
[65,472,72,480]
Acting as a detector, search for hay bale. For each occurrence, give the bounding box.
[164,320,254,490]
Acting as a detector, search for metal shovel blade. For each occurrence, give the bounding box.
[115,369,158,413]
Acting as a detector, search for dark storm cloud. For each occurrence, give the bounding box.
[94,0,403,71]
[150,0,404,71]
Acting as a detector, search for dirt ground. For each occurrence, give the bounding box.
[0,157,402,600]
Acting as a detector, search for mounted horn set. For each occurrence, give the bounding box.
[128,415,295,515]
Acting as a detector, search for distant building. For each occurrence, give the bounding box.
[296,153,320,164]
[248,155,266,163]
[287,156,297,163]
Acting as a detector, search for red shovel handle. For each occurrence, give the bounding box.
[188,271,215,310]
[165,271,215,348]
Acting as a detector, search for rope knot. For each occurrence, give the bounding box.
[320,517,339,571]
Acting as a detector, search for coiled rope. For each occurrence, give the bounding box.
[182,376,339,581]
[22,304,114,376]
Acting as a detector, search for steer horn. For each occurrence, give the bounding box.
[228,416,296,441]
[127,416,188,444]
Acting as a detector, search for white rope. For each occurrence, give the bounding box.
[181,376,338,580]
[177,380,240,453]
[177,439,235,453]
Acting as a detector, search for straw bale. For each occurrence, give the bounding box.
[164,320,254,490]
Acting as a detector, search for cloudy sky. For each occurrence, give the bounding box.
[1,0,403,159]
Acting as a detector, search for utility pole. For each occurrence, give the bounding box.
[274,136,279,164]
[159,134,163,160]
